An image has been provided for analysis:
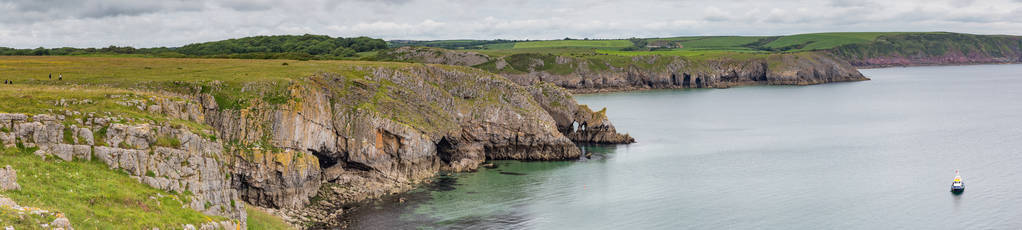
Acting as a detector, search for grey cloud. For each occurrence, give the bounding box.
[2,0,201,19]
[216,0,273,11]
[0,0,1021,48]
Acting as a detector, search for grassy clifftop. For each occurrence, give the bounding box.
[389,32,1021,68]
[0,147,228,229]
[829,33,1022,66]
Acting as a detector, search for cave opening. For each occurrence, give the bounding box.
[759,63,769,81]
[436,137,456,164]
[695,77,703,88]
[682,74,691,88]
[308,148,338,169]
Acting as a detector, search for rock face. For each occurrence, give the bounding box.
[188,64,631,227]
[528,82,634,144]
[829,33,1022,68]
[381,46,491,66]
[505,52,869,93]
[0,63,633,228]
[0,113,246,227]
[380,48,870,94]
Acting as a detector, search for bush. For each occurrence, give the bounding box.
[155,135,181,148]
[63,127,74,144]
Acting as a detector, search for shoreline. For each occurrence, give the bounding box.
[853,61,1022,69]
[569,62,1022,95]
[568,78,871,95]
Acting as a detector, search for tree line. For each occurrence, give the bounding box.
[0,34,388,60]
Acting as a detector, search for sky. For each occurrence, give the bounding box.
[1,0,1021,48]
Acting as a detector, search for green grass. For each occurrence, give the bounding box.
[246,204,293,230]
[154,134,182,148]
[0,146,228,229]
[0,205,60,229]
[481,42,515,49]
[474,47,598,57]
[0,56,425,133]
[759,32,884,51]
[595,49,765,57]
[512,40,633,49]
[667,36,766,51]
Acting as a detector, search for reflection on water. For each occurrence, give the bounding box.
[347,64,1022,229]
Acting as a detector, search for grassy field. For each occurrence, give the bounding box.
[0,146,228,229]
[447,33,917,59]
[512,40,633,49]
[654,36,765,51]
[0,56,415,111]
[409,32,956,57]
[246,204,294,230]
[757,32,909,51]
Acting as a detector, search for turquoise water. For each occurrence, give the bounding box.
[348,64,1022,229]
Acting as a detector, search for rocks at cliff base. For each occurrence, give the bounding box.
[569,105,635,144]
[527,82,635,144]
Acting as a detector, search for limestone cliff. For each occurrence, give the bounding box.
[379,47,869,94]
[131,64,629,227]
[0,59,634,228]
[0,112,245,229]
[828,33,1022,68]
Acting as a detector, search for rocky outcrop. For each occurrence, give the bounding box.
[828,33,1022,68]
[380,48,869,94]
[0,112,246,227]
[380,46,491,66]
[0,165,18,191]
[501,52,868,93]
[838,51,1022,68]
[172,64,631,227]
[528,82,634,144]
[0,61,633,228]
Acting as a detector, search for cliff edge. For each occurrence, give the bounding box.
[379,47,869,93]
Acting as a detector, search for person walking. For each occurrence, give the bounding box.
[58,73,62,81]
[49,73,52,79]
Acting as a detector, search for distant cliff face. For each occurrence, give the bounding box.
[828,33,1022,67]
[380,47,869,94]
[496,52,868,93]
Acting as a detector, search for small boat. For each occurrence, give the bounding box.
[950,170,964,194]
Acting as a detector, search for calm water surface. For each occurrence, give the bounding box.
[348,64,1022,229]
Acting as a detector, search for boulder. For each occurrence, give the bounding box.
[0,165,19,191]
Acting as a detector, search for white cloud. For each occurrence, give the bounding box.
[0,0,1021,48]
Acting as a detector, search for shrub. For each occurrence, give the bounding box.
[154,135,181,148]
[94,126,108,146]
[63,127,74,144]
